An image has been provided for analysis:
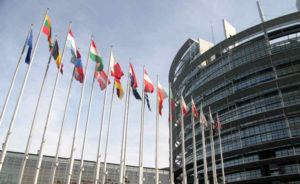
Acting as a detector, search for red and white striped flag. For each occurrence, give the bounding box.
[144,70,154,93]
[181,95,189,117]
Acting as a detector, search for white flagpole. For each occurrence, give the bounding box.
[217,112,226,184]
[191,97,199,184]
[0,24,33,129]
[209,106,218,184]
[0,9,49,173]
[168,83,174,184]
[138,66,145,184]
[155,76,159,184]
[94,46,113,184]
[50,66,76,184]
[18,37,57,184]
[77,66,97,184]
[66,36,92,184]
[200,104,209,184]
[33,22,72,184]
[119,65,131,184]
[101,81,115,184]
[180,96,187,184]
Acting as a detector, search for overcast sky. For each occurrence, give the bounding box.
[0,0,297,168]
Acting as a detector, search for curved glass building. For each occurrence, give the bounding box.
[169,11,300,184]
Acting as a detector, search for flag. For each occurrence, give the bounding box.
[129,63,141,100]
[51,40,63,74]
[145,94,151,111]
[110,52,124,79]
[90,40,103,72]
[25,30,33,64]
[199,105,208,126]
[213,120,221,135]
[181,95,189,117]
[157,81,168,116]
[209,111,216,129]
[42,13,52,50]
[170,89,174,112]
[191,99,198,120]
[114,78,124,99]
[144,70,154,93]
[67,30,84,83]
[95,70,111,90]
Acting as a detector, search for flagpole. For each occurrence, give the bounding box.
[0,24,33,129]
[217,112,226,184]
[66,35,92,184]
[119,64,131,184]
[191,97,199,184]
[200,104,209,184]
[50,66,76,184]
[32,21,72,184]
[209,106,218,184]
[168,83,174,184]
[138,66,145,184]
[18,37,57,184]
[77,66,97,184]
[155,76,160,184]
[94,46,113,184]
[180,95,187,184]
[0,9,49,173]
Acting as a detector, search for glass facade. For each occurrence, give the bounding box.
[169,12,300,184]
[0,151,169,184]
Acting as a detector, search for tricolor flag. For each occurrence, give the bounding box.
[191,98,198,120]
[170,89,174,112]
[95,70,111,90]
[129,63,141,100]
[90,40,104,72]
[110,51,124,99]
[145,94,151,111]
[200,105,208,126]
[144,70,154,93]
[157,81,168,116]
[209,111,216,129]
[25,30,33,64]
[67,30,84,83]
[42,13,52,50]
[181,95,189,117]
[214,120,221,135]
[51,40,63,74]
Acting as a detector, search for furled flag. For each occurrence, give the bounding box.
[90,40,104,72]
[95,70,111,90]
[157,81,168,116]
[181,95,189,117]
[42,13,52,50]
[191,98,198,120]
[129,63,141,100]
[168,88,175,122]
[25,30,33,64]
[209,111,215,129]
[199,104,208,126]
[144,70,154,93]
[200,104,208,126]
[214,120,222,135]
[145,94,151,111]
[51,40,63,74]
[110,51,124,99]
[67,30,84,83]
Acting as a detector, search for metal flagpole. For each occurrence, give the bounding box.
[217,112,225,184]
[155,76,159,184]
[168,83,174,184]
[180,96,187,184]
[138,66,145,184]
[50,66,76,184]
[66,36,92,184]
[191,97,199,184]
[18,37,57,184]
[119,65,131,184]
[0,24,33,129]
[0,9,49,173]
[101,80,116,184]
[77,66,97,184]
[33,22,72,184]
[200,104,209,184]
[94,46,113,184]
[209,106,218,184]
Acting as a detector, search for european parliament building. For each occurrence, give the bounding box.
[0,151,169,184]
[169,11,300,184]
